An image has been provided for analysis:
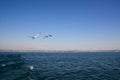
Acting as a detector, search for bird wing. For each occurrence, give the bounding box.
[49,35,52,37]
[34,33,40,38]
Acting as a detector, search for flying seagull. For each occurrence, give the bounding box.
[29,33,41,39]
[43,34,52,39]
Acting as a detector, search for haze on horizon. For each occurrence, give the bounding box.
[0,0,120,51]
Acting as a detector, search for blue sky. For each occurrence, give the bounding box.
[0,0,120,51]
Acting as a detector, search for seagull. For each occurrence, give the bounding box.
[29,33,41,39]
[43,34,52,39]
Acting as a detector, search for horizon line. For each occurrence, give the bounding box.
[0,49,120,53]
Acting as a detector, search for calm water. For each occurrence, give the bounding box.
[0,52,120,80]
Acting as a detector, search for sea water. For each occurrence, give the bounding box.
[0,52,120,80]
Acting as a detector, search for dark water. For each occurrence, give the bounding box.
[0,52,120,80]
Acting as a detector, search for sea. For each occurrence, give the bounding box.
[0,52,120,80]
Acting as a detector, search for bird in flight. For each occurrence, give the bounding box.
[29,33,41,39]
[28,33,53,40]
[43,34,52,39]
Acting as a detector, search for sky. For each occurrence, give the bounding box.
[0,0,120,51]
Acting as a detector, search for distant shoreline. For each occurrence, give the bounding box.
[0,49,120,53]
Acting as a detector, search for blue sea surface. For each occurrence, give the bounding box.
[0,52,120,80]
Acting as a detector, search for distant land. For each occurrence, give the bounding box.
[0,49,120,53]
